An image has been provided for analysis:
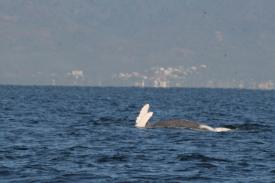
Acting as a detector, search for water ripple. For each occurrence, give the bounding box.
[0,86,274,182]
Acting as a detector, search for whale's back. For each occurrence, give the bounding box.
[149,119,201,129]
[136,104,232,132]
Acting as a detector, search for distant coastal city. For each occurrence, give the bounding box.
[56,65,274,90]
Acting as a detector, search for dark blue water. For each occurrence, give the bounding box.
[0,86,274,182]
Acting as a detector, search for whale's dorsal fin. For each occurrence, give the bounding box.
[135,104,153,128]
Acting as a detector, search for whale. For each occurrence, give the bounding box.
[135,104,231,132]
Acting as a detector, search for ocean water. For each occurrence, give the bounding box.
[0,86,274,182]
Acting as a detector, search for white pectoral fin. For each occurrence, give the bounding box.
[199,124,215,131]
[213,127,232,132]
[138,104,149,118]
[135,104,153,128]
[199,124,232,132]
[142,112,153,126]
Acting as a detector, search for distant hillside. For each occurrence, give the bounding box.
[0,0,275,85]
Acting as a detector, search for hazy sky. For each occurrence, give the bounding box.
[0,0,275,85]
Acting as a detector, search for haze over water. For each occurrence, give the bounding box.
[0,0,275,88]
